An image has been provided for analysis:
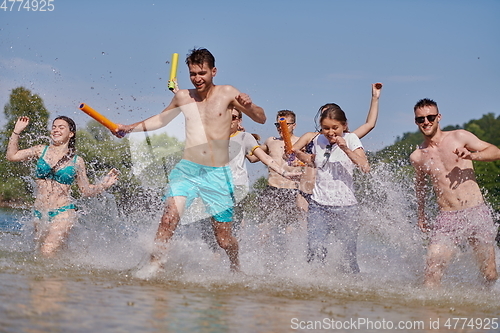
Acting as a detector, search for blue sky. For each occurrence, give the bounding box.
[1,0,499,155]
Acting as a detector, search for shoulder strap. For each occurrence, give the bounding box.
[40,145,49,158]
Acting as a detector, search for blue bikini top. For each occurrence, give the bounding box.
[35,146,77,185]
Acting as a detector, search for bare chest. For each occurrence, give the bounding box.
[181,99,231,144]
[417,143,470,176]
[267,138,285,158]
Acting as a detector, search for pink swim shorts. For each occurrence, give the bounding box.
[430,203,497,246]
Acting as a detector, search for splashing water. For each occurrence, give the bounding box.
[1,161,499,331]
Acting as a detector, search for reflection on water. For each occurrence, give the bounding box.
[0,207,24,233]
[0,163,499,332]
[0,267,499,333]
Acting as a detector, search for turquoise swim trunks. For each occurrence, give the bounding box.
[167,159,235,222]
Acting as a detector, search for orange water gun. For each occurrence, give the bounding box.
[278,117,293,155]
[278,117,304,166]
[79,103,125,137]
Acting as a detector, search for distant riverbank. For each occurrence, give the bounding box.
[0,199,30,209]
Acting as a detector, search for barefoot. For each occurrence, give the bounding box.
[134,252,166,280]
[134,259,164,280]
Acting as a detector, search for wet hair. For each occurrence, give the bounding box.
[318,103,349,132]
[276,110,296,123]
[414,98,438,112]
[185,48,215,69]
[51,116,76,171]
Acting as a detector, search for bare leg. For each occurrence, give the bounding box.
[155,197,183,242]
[212,218,240,272]
[135,197,185,279]
[470,239,498,285]
[152,196,184,260]
[292,195,308,234]
[39,211,74,258]
[424,242,456,288]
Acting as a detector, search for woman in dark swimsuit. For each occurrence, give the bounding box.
[6,116,119,257]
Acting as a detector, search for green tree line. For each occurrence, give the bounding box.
[373,113,500,212]
[0,87,183,213]
[1,86,498,218]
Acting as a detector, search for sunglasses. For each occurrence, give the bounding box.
[415,114,438,124]
[274,122,295,127]
[322,144,334,168]
[232,115,241,120]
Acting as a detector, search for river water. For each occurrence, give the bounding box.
[0,165,499,333]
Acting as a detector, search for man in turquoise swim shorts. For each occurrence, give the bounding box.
[167,159,235,223]
[115,48,266,275]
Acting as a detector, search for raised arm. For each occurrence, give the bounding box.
[75,157,119,197]
[113,93,183,137]
[453,130,500,162]
[232,92,266,124]
[6,116,40,162]
[352,83,382,139]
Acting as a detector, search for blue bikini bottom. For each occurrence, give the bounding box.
[34,204,77,222]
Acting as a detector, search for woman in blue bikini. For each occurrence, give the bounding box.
[6,116,119,257]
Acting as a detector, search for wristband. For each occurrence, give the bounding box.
[12,131,20,135]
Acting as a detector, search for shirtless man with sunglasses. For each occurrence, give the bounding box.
[410,98,500,287]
